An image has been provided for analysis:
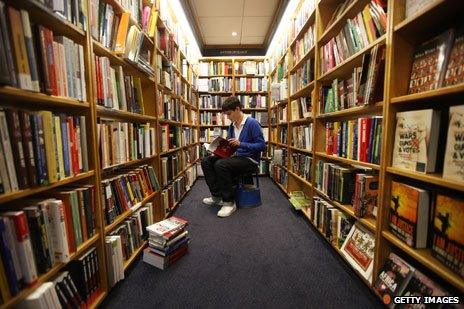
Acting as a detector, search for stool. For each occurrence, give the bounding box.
[235,172,262,208]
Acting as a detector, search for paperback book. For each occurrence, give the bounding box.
[443,105,464,181]
[203,136,238,158]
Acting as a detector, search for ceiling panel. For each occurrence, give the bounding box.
[204,36,241,45]
[244,0,278,17]
[193,0,244,17]
[241,17,272,37]
[199,17,242,37]
[240,36,265,44]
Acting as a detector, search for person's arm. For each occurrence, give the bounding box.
[238,122,266,152]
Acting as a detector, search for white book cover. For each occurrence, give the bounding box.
[47,199,70,263]
[443,105,464,181]
[392,109,440,173]
[340,223,375,283]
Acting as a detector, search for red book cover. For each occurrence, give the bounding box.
[325,122,333,155]
[44,27,58,96]
[205,136,238,158]
[67,117,79,176]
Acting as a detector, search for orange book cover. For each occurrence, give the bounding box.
[432,194,464,278]
[114,12,130,54]
[389,181,430,248]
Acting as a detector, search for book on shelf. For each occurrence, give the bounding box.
[0,2,87,100]
[392,109,441,173]
[337,212,356,248]
[291,153,312,182]
[389,181,430,248]
[374,252,415,307]
[443,105,464,181]
[289,191,310,210]
[340,223,375,283]
[408,29,454,94]
[432,194,464,279]
[443,26,464,87]
[203,136,238,158]
[352,173,379,218]
[404,0,440,19]
[0,109,89,195]
[400,267,450,300]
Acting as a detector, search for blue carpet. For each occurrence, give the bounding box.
[101,178,383,308]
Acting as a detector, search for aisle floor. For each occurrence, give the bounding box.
[101,178,383,308]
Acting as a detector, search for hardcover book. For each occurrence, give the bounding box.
[392,109,441,173]
[408,29,454,94]
[340,223,375,282]
[443,27,464,87]
[389,181,430,248]
[443,105,464,181]
[432,194,464,278]
[400,269,449,301]
[146,216,188,240]
[374,253,415,307]
[203,136,238,158]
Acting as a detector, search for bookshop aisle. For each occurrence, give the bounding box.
[101,178,381,308]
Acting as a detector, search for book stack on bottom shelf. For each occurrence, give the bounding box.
[143,216,190,270]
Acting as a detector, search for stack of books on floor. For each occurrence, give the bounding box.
[143,216,190,270]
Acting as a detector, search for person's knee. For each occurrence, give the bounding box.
[213,159,227,171]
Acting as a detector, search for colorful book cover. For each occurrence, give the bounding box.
[374,252,415,307]
[443,105,464,181]
[443,26,464,87]
[340,223,375,283]
[389,181,429,248]
[337,211,355,248]
[432,194,464,278]
[400,269,449,307]
[205,136,238,158]
[392,109,440,173]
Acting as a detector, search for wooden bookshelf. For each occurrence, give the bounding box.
[315,152,381,170]
[0,0,201,306]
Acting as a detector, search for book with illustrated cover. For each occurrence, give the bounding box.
[408,29,454,94]
[389,181,430,248]
[399,269,449,307]
[374,252,415,307]
[337,212,356,248]
[443,27,464,87]
[432,194,464,278]
[203,136,238,158]
[392,109,441,173]
[443,105,464,181]
[340,223,375,282]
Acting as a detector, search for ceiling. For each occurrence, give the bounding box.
[182,0,288,55]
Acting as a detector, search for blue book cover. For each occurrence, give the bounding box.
[30,114,47,185]
[0,217,20,295]
[60,115,70,177]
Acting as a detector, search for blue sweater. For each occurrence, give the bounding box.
[227,117,266,163]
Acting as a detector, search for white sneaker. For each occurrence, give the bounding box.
[203,196,222,206]
[217,202,237,217]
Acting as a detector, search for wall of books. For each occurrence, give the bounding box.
[198,57,271,175]
[0,0,200,306]
[268,0,464,303]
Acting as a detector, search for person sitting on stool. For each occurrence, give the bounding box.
[201,96,266,217]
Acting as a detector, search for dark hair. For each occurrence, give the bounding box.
[222,96,242,112]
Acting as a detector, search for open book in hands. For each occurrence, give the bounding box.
[203,136,238,158]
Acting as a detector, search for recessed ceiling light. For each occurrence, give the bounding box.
[231,31,238,37]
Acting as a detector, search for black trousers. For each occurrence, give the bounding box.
[201,155,257,202]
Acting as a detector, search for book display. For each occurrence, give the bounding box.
[198,57,270,175]
[267,0,464,299]
[0,0,199,306]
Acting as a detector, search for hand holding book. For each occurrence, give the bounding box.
[203,136,239,158]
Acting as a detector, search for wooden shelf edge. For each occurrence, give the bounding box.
[0,171,95,204]
[104,191,157,234]
[386,167,464,191]
[288,146,313,155]
[0,87,90,108]
[315,152,381,170]
[289,45,316,73]
[288,170,313,188]
[390,84,464,104]
[89,291,107,309]
[289,81,315,99]
[317,102,383,120]
[382,231,464,292]
[96,106,157,122]
[101,155,157,175]
[289,9,317,49]
[123,241,148,271]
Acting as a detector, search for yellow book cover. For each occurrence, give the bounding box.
[362,7,375,43]
[53,116,65,180]
[148,10,158,38]
[40,111,58,183]
[133,77,145,114]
